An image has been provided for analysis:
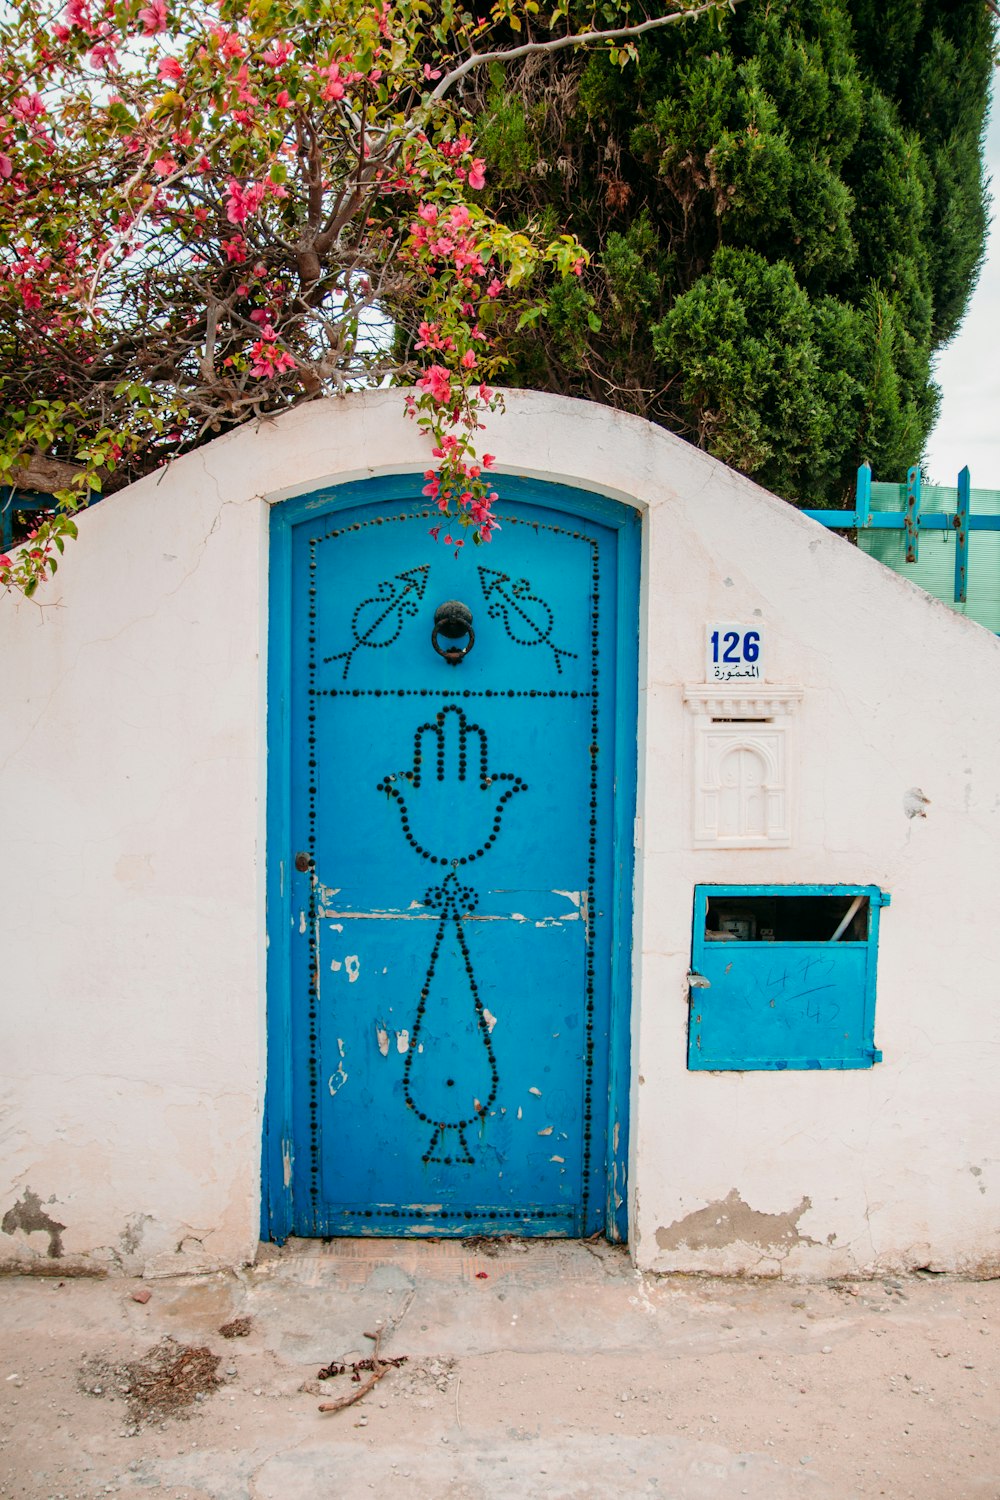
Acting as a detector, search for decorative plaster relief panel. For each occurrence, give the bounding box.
[683,686,803,849]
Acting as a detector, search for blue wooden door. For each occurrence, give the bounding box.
[266,476,638,1239]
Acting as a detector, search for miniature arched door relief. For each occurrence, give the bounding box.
[265,475,640,1241]
[683,686,802,849]
[717,739,775,840]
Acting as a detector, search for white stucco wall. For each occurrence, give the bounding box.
[2,390,998,1277]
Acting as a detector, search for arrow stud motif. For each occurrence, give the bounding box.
[324,565,430,680]
[478,567,578,674]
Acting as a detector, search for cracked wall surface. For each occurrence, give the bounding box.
[2,390,999,1276]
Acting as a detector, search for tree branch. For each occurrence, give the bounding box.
[7,456,85,492]
[428,0,740,103]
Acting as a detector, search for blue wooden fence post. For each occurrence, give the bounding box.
[905,466,921,563]
[954,467,971,604]
[803,464,998,633]
[855,463,872,529]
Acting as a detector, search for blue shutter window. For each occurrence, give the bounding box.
[687,885,888,1071]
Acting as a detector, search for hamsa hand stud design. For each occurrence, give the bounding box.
[376,704,527,866]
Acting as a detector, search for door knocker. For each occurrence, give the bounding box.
[432,600,475,665]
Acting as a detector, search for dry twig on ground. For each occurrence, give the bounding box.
[317,1329,407,1414]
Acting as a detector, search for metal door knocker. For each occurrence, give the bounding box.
[432,600,475,665]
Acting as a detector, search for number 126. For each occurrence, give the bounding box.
[710,630,760,663]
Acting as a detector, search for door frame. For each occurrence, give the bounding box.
[262,473,641,1242]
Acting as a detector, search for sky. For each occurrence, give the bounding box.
[922,90,1000,491]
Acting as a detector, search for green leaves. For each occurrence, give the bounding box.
[11,0,677,577]
[13,0,962,589]
[653,248,833,488]
[476,0,993,505]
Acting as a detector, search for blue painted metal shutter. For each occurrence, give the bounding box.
[688,885,885,1071]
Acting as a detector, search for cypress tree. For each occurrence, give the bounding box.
[471,0,994,504]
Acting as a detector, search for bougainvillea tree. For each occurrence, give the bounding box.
[0,0,731,594]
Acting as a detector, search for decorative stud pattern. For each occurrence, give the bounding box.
[376,710,524,1163]
[333,1205,572,1222]
[324,565,430,679]
[306,537,320,1211]
[478,567,577,673]
[318,688,594,699]
[402,872,499,1164]
[377,704,527,866]
[304,501,603,1229]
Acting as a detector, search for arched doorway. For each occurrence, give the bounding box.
[264,475,640,1239]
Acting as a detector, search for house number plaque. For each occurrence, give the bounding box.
[706,623,765,684]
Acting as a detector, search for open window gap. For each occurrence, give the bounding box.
[705,893,869,943]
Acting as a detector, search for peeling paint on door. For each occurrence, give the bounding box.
[327,1039,348,1097]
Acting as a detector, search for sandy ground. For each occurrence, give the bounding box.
[0,1239,997,1500]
